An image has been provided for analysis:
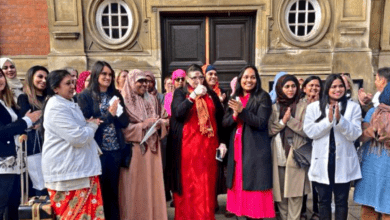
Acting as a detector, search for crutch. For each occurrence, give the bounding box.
[18,134,29,204]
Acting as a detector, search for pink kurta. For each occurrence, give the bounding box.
[226,94,276,219]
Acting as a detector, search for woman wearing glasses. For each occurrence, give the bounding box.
[164,69,186,116]
[0,58,24,102]
[168,64,226,220]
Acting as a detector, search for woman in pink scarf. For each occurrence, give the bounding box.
[164,69,186,116]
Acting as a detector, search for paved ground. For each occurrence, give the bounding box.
[167,188,362,220]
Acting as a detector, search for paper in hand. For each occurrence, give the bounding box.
[140,119,161,146]
[109,96,123,117]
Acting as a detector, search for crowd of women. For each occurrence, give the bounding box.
[1,56,390,220]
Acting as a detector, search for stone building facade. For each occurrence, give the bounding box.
[0,0,389,93]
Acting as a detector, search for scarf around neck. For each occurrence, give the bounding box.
[188,86,214,138]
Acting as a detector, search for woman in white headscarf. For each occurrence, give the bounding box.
[0,58,24,102]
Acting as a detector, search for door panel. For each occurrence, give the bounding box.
[161,17,205,77]
[161,14,255,92]
[209,16,255,90]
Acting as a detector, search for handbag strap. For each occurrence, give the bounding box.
[33,130,42,154]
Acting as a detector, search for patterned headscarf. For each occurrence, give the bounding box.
[76,71,91,93]
[144,71,158,96]
[122,69,159,154]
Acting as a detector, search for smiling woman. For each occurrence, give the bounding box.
[0,58,24,102]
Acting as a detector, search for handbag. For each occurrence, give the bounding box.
[120,142,133,168]
[293,141,312,168]
[26,130,45,190]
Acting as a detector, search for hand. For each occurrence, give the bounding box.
[358,88,373,106]
[194,85,207,97]
[86,117,103,126]
[328,104,334,122]
[217,143,228,159]
[108,99,120,116]
[142,117,158,130]
[334,102,340,123]
[25,110,41,124]
[228,99,243,113]
[282,107,291,124]
[219,93,227,102]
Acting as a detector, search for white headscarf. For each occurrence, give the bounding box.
[0,58,24,101]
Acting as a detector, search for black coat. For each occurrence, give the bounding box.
[17,94,46,156]
[167,87,226,194]
[0,103,28,157]
[77,89,129,151]
[223,89,273,191]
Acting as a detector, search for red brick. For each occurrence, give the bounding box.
[0,0,49,56]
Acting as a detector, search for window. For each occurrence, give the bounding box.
[96,1,133,43]
[286,0,321,41]
[278,0,330,47]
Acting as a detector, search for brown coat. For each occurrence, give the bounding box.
[269,99,311,201]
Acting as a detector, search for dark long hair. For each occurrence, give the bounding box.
[89,61,116,101]
[40,70,71,136]
[232,65,263,99]
[24,66,49,109]
[183,64,213,95]
[300,75,323,99]
[315,74,347,122]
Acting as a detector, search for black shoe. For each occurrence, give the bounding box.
[224,211,235,218]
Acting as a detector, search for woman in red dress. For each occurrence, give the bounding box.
[168,64,227,220]
[223,65,276,220]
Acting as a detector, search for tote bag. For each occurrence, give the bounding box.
[27,130,45,190]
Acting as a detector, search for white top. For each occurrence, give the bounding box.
[0,100,32,174]
[42,95,101,187]
[303,100,362,185]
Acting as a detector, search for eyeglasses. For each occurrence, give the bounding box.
[137,79,148,84]
[190,76,204,81]
[2,65,15,70]
[175,77,185,82]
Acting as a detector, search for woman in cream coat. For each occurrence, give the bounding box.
[269,74,310,220]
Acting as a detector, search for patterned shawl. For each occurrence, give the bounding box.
[76,71,91,93]
[122,69,159,154]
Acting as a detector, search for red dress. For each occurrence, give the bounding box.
[173,94,220,220]
[226,94,276,219]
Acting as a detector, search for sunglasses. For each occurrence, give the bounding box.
[175,77,185,82]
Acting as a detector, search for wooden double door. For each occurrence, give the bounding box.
[161,13,256,91]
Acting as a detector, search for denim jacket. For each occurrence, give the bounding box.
[42,95,101,183]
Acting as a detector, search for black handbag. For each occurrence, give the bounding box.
[293,141,312,168]
[120,142,133,168]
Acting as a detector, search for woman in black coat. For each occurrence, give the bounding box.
[0,69,40,220]
[77,61,129,220]
[222,65,275,220]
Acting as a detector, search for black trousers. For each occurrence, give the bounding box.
[99,150,122,220]
[0,174,20,220]
[314,153,350,220]
[302,181,319,214]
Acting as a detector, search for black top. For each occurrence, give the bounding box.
[223,89,273,191]
[17,94,46,116]
[77,88,130,151]
[166,87,226,195]
[0,102,28,157]
[17,94,46,155]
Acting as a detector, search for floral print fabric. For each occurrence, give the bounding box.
[48,176,105,220]
[99,92,119,151]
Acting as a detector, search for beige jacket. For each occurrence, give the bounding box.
[269,99,311,201]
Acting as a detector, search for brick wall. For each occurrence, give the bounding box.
[0,0,50,56]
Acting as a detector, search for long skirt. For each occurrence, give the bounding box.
[48,176,105,220]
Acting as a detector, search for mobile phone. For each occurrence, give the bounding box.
[216,149,223,162]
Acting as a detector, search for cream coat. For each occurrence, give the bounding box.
[269,99,311,202]
[303,100,362,185]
